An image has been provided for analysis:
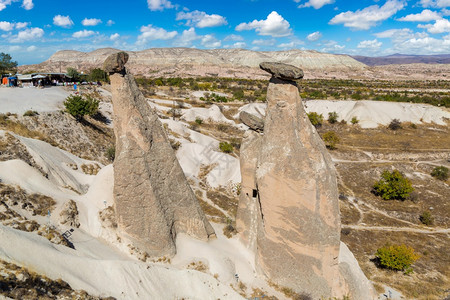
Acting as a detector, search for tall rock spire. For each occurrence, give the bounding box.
[238,62,346,298]
[104,52,215,257]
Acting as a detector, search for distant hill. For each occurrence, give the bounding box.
[352,53,450,66]
[18,48,366,80]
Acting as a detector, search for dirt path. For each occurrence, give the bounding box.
[343,224,450,234]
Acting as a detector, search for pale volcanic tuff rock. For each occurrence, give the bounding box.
[20,48,367,80]
[106,53,215,257]
[239,111,264,132]
[236,62,375,298]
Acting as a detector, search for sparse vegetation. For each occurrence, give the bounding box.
[219,141,233,153]
[375,244,420,272]
[327,111,338,124]
[388,118,402,130]
[105,146,115,162]
[23,110,38,117]
[307,112,323,127]
[431,165,449,181]
[373,170,414,201]
[419,211,434,226]
[195,117,203,125]
[64,94,99,121]
[350,116,359,124]
[223,218,237,238]
[322,131,340,150]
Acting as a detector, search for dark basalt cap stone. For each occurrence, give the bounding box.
[260,62,304,81]
[103,51,129,74]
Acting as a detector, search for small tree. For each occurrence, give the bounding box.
[375,244,420,272]
[351,116,359,125]
[64,94,99,121]
[388,118,402,130]
[373,169,414,200]
[322,131,340,150]
[307,112,323,128]
[66,67,80,81]
[328,111,338,124]
[0,52,18,74]
[431,166,449,181]
[88,68,108,82]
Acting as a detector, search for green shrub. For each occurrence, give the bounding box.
[328,111,338,124]
[375,244,420,272]
[373,170,414,200]
[23,110,38,117]
[64,94,99,121]
[419,211,434,226]
[219,142,233,153]
[195,117,203,125]
[105,146,115,162]
[307,112,323,127]
[351,116,359,124]
[322,131,340,150]
[431,166,449,181]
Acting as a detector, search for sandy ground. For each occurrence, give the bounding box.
[0,86,69,114]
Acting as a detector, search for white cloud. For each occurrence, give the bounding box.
[329,0,406,30]
[236,11,292,37]
[147,0,173,11]
[419,18,450,33]
[110,33,120,41]
[391,35,450,53]
[307,31,322,41]
[10,27,43,42]
[15,22,28,29]
[420,0,450,8]
[398,9,442,21]
[357,39,382,50]
[321,40,345,52]
[53,15,73,28]
[252,39,276,46]
[224,34,244,41]
[0,21,14,31]
[297,0,334,9]
[107,20,115,26]
[176,10,227,28]
[201,34,221,48]
[137,24,177,44]
[22,0,32,10]
[82,18,102,26]
[0,0,14,11]
[375,28,414,38]
[26,45,36,52]
[72,30,96,38]
[224,42,247,48]
[173,27,199,47]
[22,0,33,10]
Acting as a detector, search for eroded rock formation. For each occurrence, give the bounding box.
[105,52,215,257]
[237,62,375,298]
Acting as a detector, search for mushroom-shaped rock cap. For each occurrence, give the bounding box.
[103,51,129,74]
[260,62,304,81]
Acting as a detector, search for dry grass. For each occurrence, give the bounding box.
[187,261,208,273]
[0,259,112,299]
[81,163,101,175]
[333,121,450,299]
[0,114,57,146]
[206,188,239,217]
[0,183,56,217]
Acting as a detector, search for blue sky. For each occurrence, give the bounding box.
[1,0,450,64]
